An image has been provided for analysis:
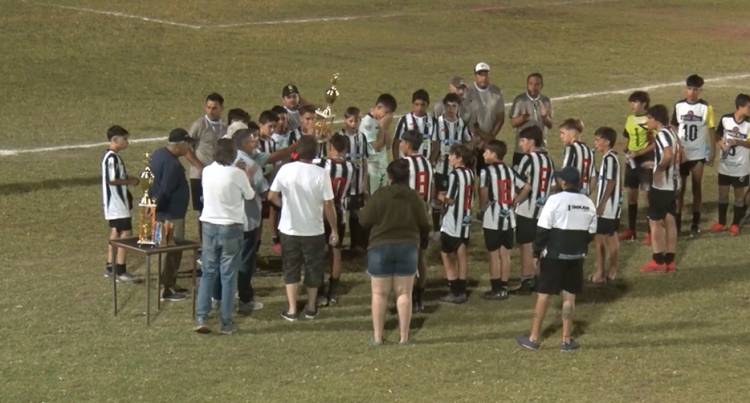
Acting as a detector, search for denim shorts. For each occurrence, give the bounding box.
[367,242,418,278]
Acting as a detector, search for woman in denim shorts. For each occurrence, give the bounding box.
[360,160,431,345]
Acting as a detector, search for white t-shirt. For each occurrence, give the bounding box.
[200,162,255,226]
[270,161,334,236]
[360,113,387,167]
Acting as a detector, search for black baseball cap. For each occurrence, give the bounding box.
[168,128,191,143]
[555,166,580,186]
[282,84,299,97]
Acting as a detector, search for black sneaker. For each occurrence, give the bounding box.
[161,289,187,302]
[116,272,137,283]
[560,339,580,352]
[439,292,468,304]
[482,288,509,300]
[280,311,298,322]
[303,308,318,319]
[316,296,329,308]
[104,266,113,278]
[173,286,189,293]
[516,335,540,351]
[327,293,338,306]
[509,279,535,295]
[690,225,700,238]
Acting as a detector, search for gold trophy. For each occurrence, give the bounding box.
[137,153,157,246]
[314,73,340,143]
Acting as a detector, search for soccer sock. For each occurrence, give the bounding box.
[628,203,638,231]
[732,205,746,226]
[652,253,665,264]
[692,211,700,227]
[448,280,458,296]
[490,279,502,292]
[114,263,126,275]
[328,277,339,296]
[458,279,467,295]
[664,253,675,264]
[718,203,729,225]
[432,208,441,232]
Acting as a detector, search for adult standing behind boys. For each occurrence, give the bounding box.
[185,93,227,238]
[464,62,505,146]
[149,128,193,302]
[269,136,339,321]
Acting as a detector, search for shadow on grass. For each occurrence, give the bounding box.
[584,332,750,350]
[0,176,99,195]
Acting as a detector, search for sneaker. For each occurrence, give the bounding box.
[665,261,677,273]
[641,233,652,246]
[173,286,189,293]
[618,228,635,241]
[639,260,666,273]
[482,288,509,300]
[316,296,329,308]
[516,335,540,351]
[560,339,580,352]
[709,222,726,233]
[303,308,318,319]
[104,266,113,278]
[161,289,187,302]
[271,242,282,255]
[439,293,468,304]
[690,225,700,238]
[219,324,237,335]
[729,224,740,236]
[327,293,339,306]
[238,300,264,315]
[194,319,211,334]
[509,279,535,295]
[280,310,298,322]
[116,272,137,283]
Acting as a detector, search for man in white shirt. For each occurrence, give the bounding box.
[269,136,339,321]
[194,138,255,335]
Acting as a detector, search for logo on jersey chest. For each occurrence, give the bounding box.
[681,110,703,122]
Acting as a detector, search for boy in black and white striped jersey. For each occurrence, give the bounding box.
[512,126,556,294]
[479,140,531,300]
[559,118,595,195]
[271,105,300,150]
[591,127,622,283]
[392,89,436,160]
[315,134,355,306]
[438,145,475,304]
[336,107,369,251]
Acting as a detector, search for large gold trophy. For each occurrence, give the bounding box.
[314,73,340,143]
[137,153,157,246]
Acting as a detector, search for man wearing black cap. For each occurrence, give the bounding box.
[516,166,597,352]
[282,84,302,132]
[149,129,193,301]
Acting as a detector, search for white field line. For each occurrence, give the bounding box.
[2,73,749,157]
[37,0,620,30]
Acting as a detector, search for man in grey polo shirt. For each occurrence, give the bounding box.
[510,73,553,167]
[464,62,505,143]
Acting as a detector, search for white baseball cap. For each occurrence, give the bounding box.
[474,62,491,73]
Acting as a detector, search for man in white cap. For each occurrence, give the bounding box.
[464,62,505,144]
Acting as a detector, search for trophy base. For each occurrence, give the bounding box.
[137,239,156,247]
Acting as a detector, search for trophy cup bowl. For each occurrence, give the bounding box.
[314,73,340,144]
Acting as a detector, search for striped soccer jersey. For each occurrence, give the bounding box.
[404,154,434,204]
[481,163,528,231]
[441,167,475,238]
[672,99,715,161]
[652,128,680,191]
[258,136,277,175]
[395,112,435,159]
[101,149,132,220]
[562,141,596,195]
[434,115,473,176]
[337,128,369,196]
[716,113,750,178]
[515,151,555,219]
[272,128,300,150]
[315,157,355,209]
[596,150,622,220]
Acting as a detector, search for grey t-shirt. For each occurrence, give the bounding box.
[510,92,553,152]
[188,115,227,179]
[464,82,505,137]
[236,150,269,231]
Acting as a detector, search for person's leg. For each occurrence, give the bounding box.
[664,213,677,257]
[560,291,576,343]
[731,185,747,232]
[529,293,550,342]
[196,223,219,322]
[413,248,427,310]
[592,234,606,282]
[690,162,704,231]
[218,225,242,329]
[717,184,730,227]
[499,246,511,283]
[393,275,415,343]
[606,234,620,280]
[627,187,638,234]
[370,277,392,344]
[650,218,666,258]
[280,234,303,315]
[456,243,468,296]
[487,249,501,286]
[162,219,185,292]
[520,242,534,277]
[302,235,327,313]
[237,230,256,304]
[676,169,689,233]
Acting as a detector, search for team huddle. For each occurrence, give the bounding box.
[100,64,750,348]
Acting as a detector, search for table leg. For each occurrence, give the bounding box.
[192,248,197,318]
[112,242,118,316]
[146,254,151,326]
[157,253,162,310]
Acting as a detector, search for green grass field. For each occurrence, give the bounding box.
[3,0,750,401]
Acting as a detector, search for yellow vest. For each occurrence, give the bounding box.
[624,114,649,152]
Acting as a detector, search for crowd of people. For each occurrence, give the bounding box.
[100,63,750,350]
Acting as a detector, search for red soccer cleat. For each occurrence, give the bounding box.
[729,224,740,236]
[640,260,667,273]
[619,228,636,241]
[709,222,726,233]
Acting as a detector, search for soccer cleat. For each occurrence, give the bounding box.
[482,288,509,300]
[560,339,580,352]
[639,260,666,273]
[709,222,726,233]
[729,224,740,236]
[689,225,700,238]
[516,335,540,351]
[104,266,113,278]
[641,233,652,246]
[665,261,677,273]
[509,279,536,295]
[618,228,636,241]
[439,293,468,304]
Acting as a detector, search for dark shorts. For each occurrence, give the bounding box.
[718,173,749,188]
[324,208,346,248]
[440,232,469,253]
[189,178,203,211]
[512,152,525,168]
[483,228,514,251]
[367,242,418,278]
[434,173,450,192]
[516,215,537,244]
[596,217,619,235]
[679,159,704,177]
[108,217,132,232]
[537,258,584,295]
[624,164,653,190]
[648,188,676,220]
[279,233,327,287]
